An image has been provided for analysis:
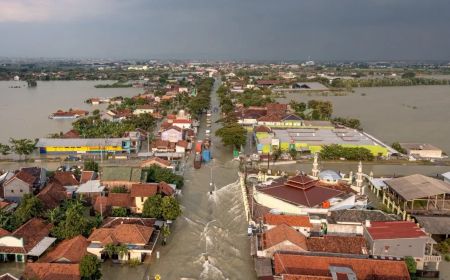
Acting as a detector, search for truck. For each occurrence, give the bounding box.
[194,141,203,169]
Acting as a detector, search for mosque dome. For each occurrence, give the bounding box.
[318,170,342,182]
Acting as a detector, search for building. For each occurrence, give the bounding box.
[36,138,137,154]
[263,213,312,236]
[139,157,174,170]
[161,126,183,143]
[399,143,443,159]
[255,127,389,156]
[382,174,450,220]
[39,235,88,263]
[100,167,143,190]
[443,171,450,183]
[3,168,47,203]
[364,221,441,271]
[87,220,158,263]
[75,180,105,202]
[133,105,156,115]
[23,263,80,280]
[253,175,362,215]
[0,218,55,262]
[273,252,411,280]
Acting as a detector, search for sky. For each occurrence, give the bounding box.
[1,0,450,61]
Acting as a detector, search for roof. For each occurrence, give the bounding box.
[399,143,442,151]
[254,125,272,133]
[176,140,189,148]
[306,235,367,255]
[37,182,68,210]
[39,235,88,263]
[385,174,450,201]
[327,209,398,224]
[273,253,410,280]
[258,114,283,122]
[79,171,96,184]
[101,167,142,182]
[75,180,104,193]
[258,176,344,208]
[23,263,80,280]
[140,157,172,168]
[266,103,288,113]
[414,216,450,235]
[318,170,341,181]
[366,221,427,240]
[36,138,127,148]
[162,125,182,132]
[442,171,450,180]
[107,193,133,208]
[88,223,153,245]
[130,183,158,197]
[9,170,36,186]
[264,213,312,228]
[158,181,175,196]
[263,224,308,250]
[27,237,57,257]
[0,273,19,280]
[0,228,10,237]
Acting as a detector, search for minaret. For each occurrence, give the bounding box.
[369,171,374,180]
[356,161,364,194]
[312,153,319,177]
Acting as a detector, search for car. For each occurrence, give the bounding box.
[64,155,81,162]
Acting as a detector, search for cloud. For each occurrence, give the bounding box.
[0,0,119,22]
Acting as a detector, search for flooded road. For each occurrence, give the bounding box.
[144,77,255,279]
[0,81,140,143]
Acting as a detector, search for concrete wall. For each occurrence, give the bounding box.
[3,179,31,202]
[258,240,306,258]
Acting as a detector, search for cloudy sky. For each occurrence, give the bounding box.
[1,0,450,60]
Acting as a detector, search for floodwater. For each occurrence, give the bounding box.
[277,85,450,154]
[0,81,141,143]
[101,77,256,280]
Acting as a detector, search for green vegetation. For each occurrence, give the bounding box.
[0,194,44,231]
[187,78,214,117]
[161,224,170,245]
[215,122,247,149]
[332,117,362,129]
[94,82,132,88]
[391,142,407,154]
[289,100,333,120]
[80,254,102,280]
[142,194,181,221]
[288,148,298,160]
[331,77,449,89]
[404,256,417,278]
[9,138,37,158]
[0,143,11,155]
[237,88,274,107]
[320,144,374,161]
[111,207,128,217]
[435,238,450,255]
[84,160,99,172]
[144,165,184,188]
[110,186,128,193]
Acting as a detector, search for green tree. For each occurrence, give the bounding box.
[319,144,374,161]
[84,160,99,172]
[215,123,247,148]
[110,186,128,193]
[116,244,129,259]
[162,224,170,246]
[272,147,282,162]
[103,243,117,259]
[404,256,417,277]
[391,142,406,154]
[161,196,182,221]
[0,143,11,156]
[144,165,184,188]
[111,207,128,217]
[80,255,102,280]
[51,200,89,240]
[289,148,298,160]
[9,138,36,158]
[13,194,43,226]
[142,194,163,218]
[402,71,416,79]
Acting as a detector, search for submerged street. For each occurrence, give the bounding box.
[144,78,255,279]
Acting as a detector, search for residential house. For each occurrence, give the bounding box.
[0,218,55,262]
[0,273,18,280]
[80,171,97,184]
[161,126,183,143]
[133,105,156,115]
[3,168,47,203]
[176,140,189,154]
[101,167,143,190]
[75,180,105,202]
[364,220,441,271]
[87,221,158,263]
[39,235,88,264]
[399,143,443,159]
[22,263,80,280]
[272,252,411,280]
[139,157,173,170]
[263,213,312,237]
[37,181,68,210]
[172,119,192,130]
[130,182,175,214]
[94,193,133,216]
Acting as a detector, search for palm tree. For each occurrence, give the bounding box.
[162,224,170,246]
[116,244,129,261]
[103,243,117,259]
[46,207,60,224]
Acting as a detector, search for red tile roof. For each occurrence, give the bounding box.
[158,182,175,196]
[263,224,308,250]
[264,214,312,228]
[53,172,78,186]
[88,224,153,245]
[107,193,133,208]
[366,221,428,240]
[140,157,172,168]
[23,263,80,280]
[130,183,158,198]
[10,170,36,186]
[273,253,410,280]
[173,119,192,124]
[62,129,80,139]
[306,235,368,255]
[0,228,10,237]
[80,171,96,184]
[258,114,283,122]
[37,182,68,210]
[254,125,272,133]
[39,235,88,263]
[176,140,189,148]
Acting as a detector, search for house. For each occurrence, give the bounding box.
[80,171,97,184]
[253,175,359,215]
[399,143,443,159]
[364,220,441,272]
[23,263,80,280]
[87,221,159,263]
[256,223,367,258]
[326,209,398,235]
[53,172,78,187]
[176,140,189,153]
[3,168,47,202]
[39,235,88,263]
[263,213,312,236]
[139,157,173,170]
[75,180,105,202]
[172,119,192,129]
[130,182,175,214]
[0,218,55,262]
[37,181,68,210]
[94,193,133,216]
[133,105,156,115]
[161,126,183,143]
[100,167,143,190]
[273,252,411,280]
[151,140,175,153]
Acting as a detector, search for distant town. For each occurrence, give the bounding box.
[0,59,449,280]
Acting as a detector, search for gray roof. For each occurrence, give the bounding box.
[101,167,143,182]
[414,216,450,235]
[76,180,105,193]
[385,174,450,201]
[27,237,57,257]
[399,143,442,152]
[36,138,127,147]
[442,171,450,180]
[319,170,342,181]
[327,209,399,224]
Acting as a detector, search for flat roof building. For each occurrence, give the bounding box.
[36,138,137,154]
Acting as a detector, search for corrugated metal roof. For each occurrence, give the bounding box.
[385,174,450,201]
[36,138,127,147]
[27,237,56,257]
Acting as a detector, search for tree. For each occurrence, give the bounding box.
[272,147,282,162]
[51,200,89,240]
[116,244,129,259]
[144,165,184,188]
[391,142,406,154]
[161,196,182,221]
[80,255,102,280]
[9,138,36,158]
[110,186,128,193]
[215,123,247,148]
[142,194,163,218]
[111,207,127,217]
[103,243,117,259]
[13,194,43,226]
[402,71,416,79]
[0,143,11,156]
[289,148,298,160]
[404,256,417,277]
[162,224,170,246]
[319,144,374,161]
[84,160,99,172]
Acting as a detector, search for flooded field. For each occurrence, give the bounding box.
[277,85,450,154]
[0,81,141,143]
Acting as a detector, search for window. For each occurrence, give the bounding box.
[20,189,23,193]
